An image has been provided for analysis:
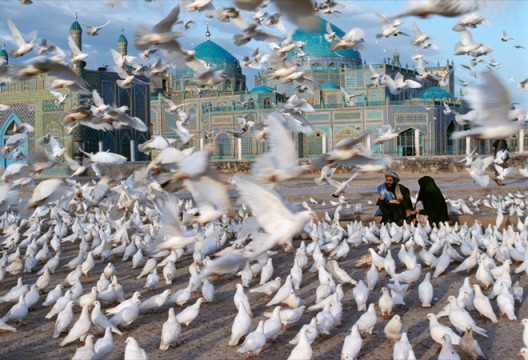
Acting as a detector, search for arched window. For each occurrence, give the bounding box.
[397,128,424,156]
[311,62,323,72]
[328,62,336,72]
[334,128,361,146]
[216,133,231,159]
[0,114,28,167]
[241,132,253,159]
[306,131,324,157]
[225,79,232,90]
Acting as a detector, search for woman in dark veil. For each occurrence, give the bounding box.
[411,176,449,226]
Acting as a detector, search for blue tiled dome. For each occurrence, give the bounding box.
[118,34,128,45]
[0,48,8,59]
[250,85,275,94]
[320,82,340,90]
[416,87,455,100]
[70,21,82,33]
[290,17,361,61]
[182,40,242,75]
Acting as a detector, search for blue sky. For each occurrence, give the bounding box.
[1,0,527,110]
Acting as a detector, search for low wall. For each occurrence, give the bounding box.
[84,155,528,179]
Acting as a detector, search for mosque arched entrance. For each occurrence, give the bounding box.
[0,113,28,168]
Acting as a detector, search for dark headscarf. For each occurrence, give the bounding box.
[416,176,449,225]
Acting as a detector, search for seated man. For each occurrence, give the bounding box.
[375,171,413,226]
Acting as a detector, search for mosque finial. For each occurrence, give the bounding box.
[2,43,4,50]
[205,22,211,39]
[74,11,78,20]
[121,28,124,34]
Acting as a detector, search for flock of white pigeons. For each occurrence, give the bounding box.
[0,0,528,359]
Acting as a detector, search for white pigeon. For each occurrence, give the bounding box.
[160,308,182,351]
[72,334,95,360]
[460,327,486,360]
[341,324,363,359]
[80,149,127,165]
[496,281,517,320]
[472,284,498,323]
[287,328,312,360]
[494,164,513,181]
[378,287,394,318]
[201,279,215,303]
[45,289,73,319]
[314,164,337,186]
[68,35,88,63]
[84,20,111,36]
[439,334,462,360]
[451,71,521,140]
[124,337,148,360]
[229,299,252,346]
[49,90,71,106]
[176,297,204,327]
[263,306,282,341]
[91,301,122,335]
[53,300,74,338]
[260,258,274,285]
[144,268,160,289]
[94,327,114,359]
[384,72,422,95]
[106,291,141,315]
[427,313,461,345]
[391,0,482,19]
[280,305,306,328]
[289,317,318,345]
[352,280,370,311]
[354,303,377,335]
[234,174,314,253]
[366,263,379,291]
[331,27,366,51]
[109,299,140,329]
[1,294,28,323]
[251,114,310,184]
[418,272,434,307]
[447,296,488,337]
[466,155,494,187]
[237,320,267,357]
[375,13,409,38]
[169,283,193,307]
[325,172,359,197]
[391,264,421,285]
[266,275,292,306]
[7,19,34,57]
[384,314,403,343]
[393,332,413,360]
[60,304,92,347]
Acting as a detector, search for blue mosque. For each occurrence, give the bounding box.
[1,15,519,171]
[151,17,478,160]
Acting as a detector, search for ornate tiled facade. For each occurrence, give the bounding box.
[149,18,497,160]
[0,17,150,172]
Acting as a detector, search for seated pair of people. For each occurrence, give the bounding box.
[376,172,449,226]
